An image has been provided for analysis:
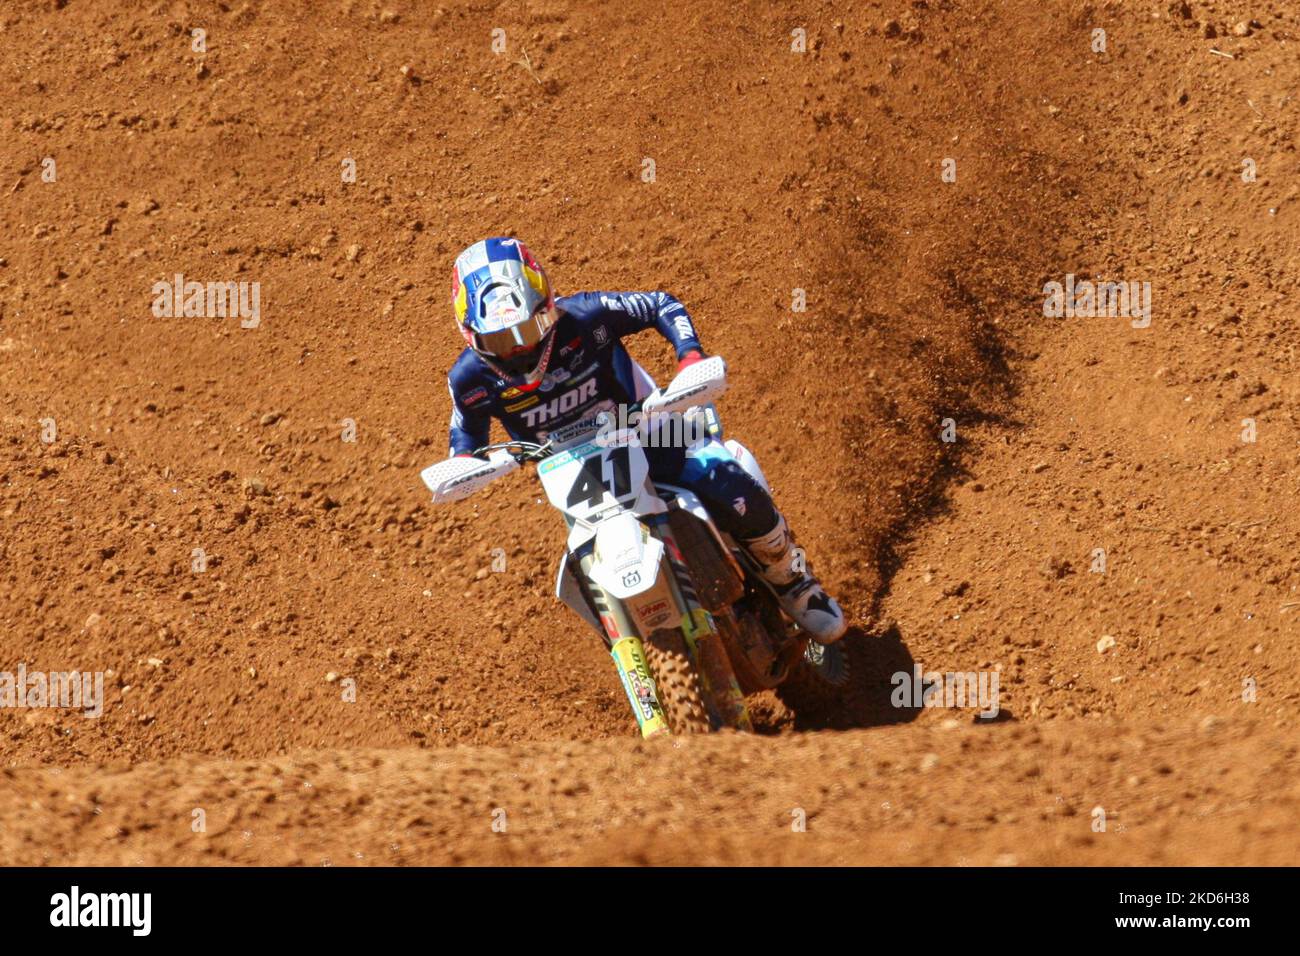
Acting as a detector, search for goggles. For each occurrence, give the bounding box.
[471,305,556,358]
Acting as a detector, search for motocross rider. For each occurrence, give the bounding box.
[443,237,847,644]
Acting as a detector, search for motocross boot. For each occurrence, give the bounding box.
[740,514,848,644]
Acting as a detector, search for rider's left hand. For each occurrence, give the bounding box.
[677,349,705,371]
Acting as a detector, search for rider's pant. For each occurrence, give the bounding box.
[644,437,778,541]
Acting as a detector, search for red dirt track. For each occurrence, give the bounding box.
[2,0,1298,865]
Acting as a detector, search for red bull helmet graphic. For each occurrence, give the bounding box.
[451,237,558,386]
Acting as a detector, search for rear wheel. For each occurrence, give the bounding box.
[796,639,852,690]
[775,627,873,729]
[643,627,711,734]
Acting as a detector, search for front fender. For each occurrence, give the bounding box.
[587,511,665,599]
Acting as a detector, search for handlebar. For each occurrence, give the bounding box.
[470,439,554,464]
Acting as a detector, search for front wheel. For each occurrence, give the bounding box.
[643,627,711,734]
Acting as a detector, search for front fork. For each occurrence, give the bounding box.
[579,525,752,737]
[575,548,671,738]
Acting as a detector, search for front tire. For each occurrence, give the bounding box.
[643,627,711,734]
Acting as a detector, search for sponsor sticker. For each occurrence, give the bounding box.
[537,441,599,474]
[505,395,539,412]
[633,598,672,629]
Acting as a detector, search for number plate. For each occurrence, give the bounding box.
[538,440,653,524]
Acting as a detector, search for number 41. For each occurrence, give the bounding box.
[566,447,632,507]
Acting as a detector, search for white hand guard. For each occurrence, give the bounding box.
[421,451,519,504]
[641,355,728,416]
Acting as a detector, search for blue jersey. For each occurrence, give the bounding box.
[446,291,702,456]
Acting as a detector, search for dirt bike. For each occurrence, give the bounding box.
[421,357,855,736]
